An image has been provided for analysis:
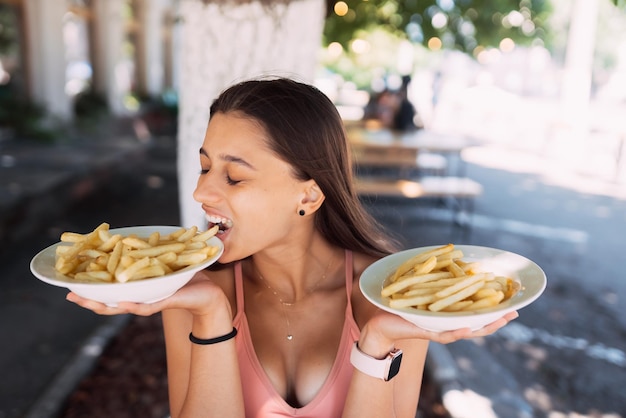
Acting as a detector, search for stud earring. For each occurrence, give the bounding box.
[299,209,305,216]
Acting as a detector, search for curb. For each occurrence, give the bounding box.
[427,341,534,418]
[23,315,132,418]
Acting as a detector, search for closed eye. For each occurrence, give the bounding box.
[226,175,241,185]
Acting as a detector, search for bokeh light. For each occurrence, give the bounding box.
[334,1,349,17]
[428,37,443,50]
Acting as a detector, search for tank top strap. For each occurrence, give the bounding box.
[234,261,245,315]
[344,250,353,310]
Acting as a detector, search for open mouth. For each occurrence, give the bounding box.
[205,214,233,234]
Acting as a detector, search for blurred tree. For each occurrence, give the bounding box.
[324,0,552,53]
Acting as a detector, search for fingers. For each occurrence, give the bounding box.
[470,310,519,337]
[66,292,123,315]
[369,310,519,346]
[434,311,519,342]
[420,327,473,344]
[66,292,162,316]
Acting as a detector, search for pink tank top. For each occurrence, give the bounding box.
[233,250,360,418]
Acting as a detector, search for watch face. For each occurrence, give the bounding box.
[387,351,403,381]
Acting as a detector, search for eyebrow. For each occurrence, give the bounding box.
[198,148,257,170]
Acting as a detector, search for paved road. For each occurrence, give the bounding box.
[1,136,625,417]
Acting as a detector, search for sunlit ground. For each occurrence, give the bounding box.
[430,90,626,200]
[462,144,626,201]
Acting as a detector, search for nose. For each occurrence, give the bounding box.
[193,173,220,204]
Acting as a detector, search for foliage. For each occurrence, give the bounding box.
[324,0,553,54]
[0,4,19,56]
[72,90,111,133]
[0,84,60,142]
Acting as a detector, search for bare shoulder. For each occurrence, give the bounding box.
[350,252,383,329]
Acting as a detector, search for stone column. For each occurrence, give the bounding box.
[135,0,167,98]
[91,0,128,115]
[23,0,72,120]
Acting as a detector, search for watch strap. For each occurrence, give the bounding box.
[350,342,402,381]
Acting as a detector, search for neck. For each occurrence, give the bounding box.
[251,248,339,303]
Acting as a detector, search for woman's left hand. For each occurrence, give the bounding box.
[357,310,518,357]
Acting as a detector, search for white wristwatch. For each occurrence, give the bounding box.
[350,342,403,381]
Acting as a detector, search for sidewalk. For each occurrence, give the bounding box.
[0,126,547,418]
[0,126,148,253]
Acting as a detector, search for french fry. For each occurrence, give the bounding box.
[441,300,473,312]
[381,271,453,297]
[389,293,437,309]
[122,237,152,249]
[176,225,198,242]
[470,288,499,301]
[78,249,107,259]
[106,241,123,274]
[74,271,113,282]
[171,252,208,267]
[126,265,166,282]
[469,291,505,310]
[54,224,219,283]
[60,232,87,243]
[97,233,122,252]
[381,244,521,313]
[164,227,187,240]
[148,232,160,246]
[127,243,186,258]
[391,243,454,282]
[434,272,493,299]
[116,257,151,283]
[429,280,486,312]
[447,261,466,278]
[184,241,207,250]
[192,225,219,242]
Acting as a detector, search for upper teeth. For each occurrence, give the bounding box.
[205,215,233,229]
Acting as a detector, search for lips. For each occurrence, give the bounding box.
[205,214,233,234]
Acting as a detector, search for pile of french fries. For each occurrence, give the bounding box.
[382,244,520,312]
[54,223,220,283]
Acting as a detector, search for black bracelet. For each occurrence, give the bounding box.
[189,327,238,345]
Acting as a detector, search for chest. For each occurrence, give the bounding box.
[244,287,347,407]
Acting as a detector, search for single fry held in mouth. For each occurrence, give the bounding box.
[55,223,220,283]
[382,244,521,312]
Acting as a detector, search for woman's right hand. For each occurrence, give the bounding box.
[65,269,231,319]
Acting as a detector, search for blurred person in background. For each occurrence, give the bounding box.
[364,75,420,132]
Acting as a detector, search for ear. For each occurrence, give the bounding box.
[298,180,325,214]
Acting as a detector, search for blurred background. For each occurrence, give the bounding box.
[1,0,626,417]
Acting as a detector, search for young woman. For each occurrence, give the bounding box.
[68,77,517,417]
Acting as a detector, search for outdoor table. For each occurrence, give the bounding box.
[347,127,480,176]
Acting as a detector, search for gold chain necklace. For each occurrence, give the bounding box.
[257,257,334,341]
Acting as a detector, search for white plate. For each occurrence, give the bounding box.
[360,245,546,331]
[30,226,224,305]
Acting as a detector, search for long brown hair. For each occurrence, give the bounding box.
[209,77,399,258]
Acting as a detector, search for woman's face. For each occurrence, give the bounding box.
[193,112,306,263]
